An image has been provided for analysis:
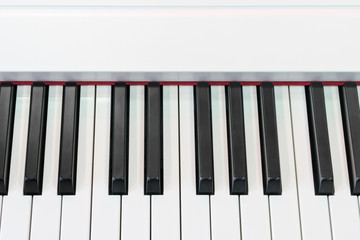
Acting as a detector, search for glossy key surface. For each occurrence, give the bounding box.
[58,82,80,195]
[194,82,214,195]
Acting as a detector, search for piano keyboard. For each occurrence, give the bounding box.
[0,81,359,240]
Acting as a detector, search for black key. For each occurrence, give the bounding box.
[144,82,163,195]
[194,82,214,195]
[0,83,16,195]
[58,83,80,195]
[339,82,360,195]
[257,82,282,195]
[24,83,48,195]
[225,82,248,195]
[306,82,334,195]
[109,83,129,195]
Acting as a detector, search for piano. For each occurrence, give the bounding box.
[0,0,360,239]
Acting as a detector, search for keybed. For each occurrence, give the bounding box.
[0,82,359,239]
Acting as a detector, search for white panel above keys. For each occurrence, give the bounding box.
[210,86,241,240]
[30,86,62,240]
[240,86,271,240]
[91,86,121,240]
[60,86,95,240]
[121,86,150,240]
[1,10,360,72]
[324,86,360,239]
[0,86,32,240]
[151,86,180,240]
[179,86,211,240]
[269,86,301,240]
[289,86,332,240]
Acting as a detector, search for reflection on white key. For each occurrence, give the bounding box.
[61,86,95,240]
[30,86,62,240]
[91,86,121,240]
[210,86,241,240]
[122,86,150,240]
[152,86,180,240]
[269,86,301,240]
[0,86,32,240]
[289,86,332,240]
[240,86,271,240]
[324,86,360,239]
[179,86,210,240]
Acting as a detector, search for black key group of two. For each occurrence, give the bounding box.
[110,82,164,195]
[307,82,360,196]
[0,81,359,197]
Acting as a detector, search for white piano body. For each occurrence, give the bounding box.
[0,7,360,80]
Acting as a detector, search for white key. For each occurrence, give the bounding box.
[0,86,32,240]
[179,86,210,240]
[289,86,332,240]
[324,86,360,239]
[30,86,62,240]
[122,86,150,240]
[357,86,360,212]
[91,86,121,239]
[61,86,95,240]
[151,86,180,240]
[0,197,2,227]
[269,86,301,240]
[240,86,271,240]
[210,86,241,240]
